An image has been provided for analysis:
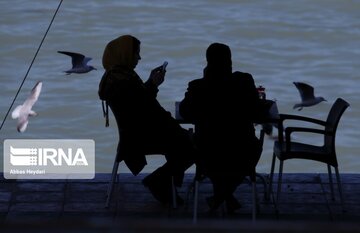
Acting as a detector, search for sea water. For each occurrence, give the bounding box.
[0,0,359,174]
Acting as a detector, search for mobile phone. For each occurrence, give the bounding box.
[161,61,168,72]
[153,61,168,73]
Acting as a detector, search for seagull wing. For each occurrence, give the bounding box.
[17,115,29,133]
[293,82,315,102]
[82,57,92,66]
[11,105,23,119]
[58,51,86,69]
[23,81,42,108]
[11,81,42,133]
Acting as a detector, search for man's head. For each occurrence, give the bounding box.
[204,42,232,78]
[206,42,232,68]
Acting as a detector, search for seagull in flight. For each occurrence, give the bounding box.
[11,81,42,133]
[58,51,96,74]
[293,82,326,111]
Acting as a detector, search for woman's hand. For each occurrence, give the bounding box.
[148,66,165,87]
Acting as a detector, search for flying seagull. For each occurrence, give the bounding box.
[11,81,42,133]
[293,82,326,111]
[58,51,96,74]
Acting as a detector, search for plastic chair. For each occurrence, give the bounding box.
[105,104,178,209]
[268,98,350,209]
[191,129,266,223]
[105,142,178,209]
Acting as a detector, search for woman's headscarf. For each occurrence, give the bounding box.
[102,35,140,70]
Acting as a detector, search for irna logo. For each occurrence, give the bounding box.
[4,139,95,179]
[10,146,88,166]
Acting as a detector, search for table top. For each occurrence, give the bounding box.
[174,100,279,124]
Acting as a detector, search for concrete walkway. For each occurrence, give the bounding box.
[0,173,360,232]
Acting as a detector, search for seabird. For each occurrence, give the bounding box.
[293,82,326,111]
[58,51,96,74]
[11,81,42,133]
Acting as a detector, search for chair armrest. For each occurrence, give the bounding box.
[285,127,326,142]
[279,114,327,126]
[275,114,326,143]
[284,127,327,151]
[285,127,326,135]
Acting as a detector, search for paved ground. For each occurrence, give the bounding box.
[0,172,359,232]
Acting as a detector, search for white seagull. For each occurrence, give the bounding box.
[58,51,96,74]
[293,82,326,111]
[11,81,42,133]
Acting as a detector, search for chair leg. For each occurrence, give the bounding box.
[327,165,335,201]
[171,176,177,209]
[276,161,284,203]
[193,180,199,224]
[105,161,120,208]
[256,173,268,201]
[252,180,257,222]
[268,152,276,199]
[334,167,345,212]
[185,177,196,211]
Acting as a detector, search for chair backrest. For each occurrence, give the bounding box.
[324,98,350,150]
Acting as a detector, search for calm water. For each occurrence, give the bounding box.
[0,0,359,174]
